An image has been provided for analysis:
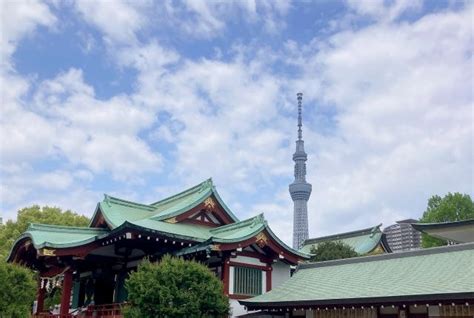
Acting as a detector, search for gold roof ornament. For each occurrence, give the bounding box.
[164,217,177,224]
[256,232,269,248]
[41,248,56,256]
[204,197,216,209]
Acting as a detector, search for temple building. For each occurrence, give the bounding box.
[240,243,474,317]
[7,179,309,317]
[300,225,392,256]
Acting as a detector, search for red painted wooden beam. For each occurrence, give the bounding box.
[59,269,73,316]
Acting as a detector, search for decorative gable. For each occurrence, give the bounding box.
[166,195,234,227]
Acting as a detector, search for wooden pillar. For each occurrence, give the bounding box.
[60,269,73,316]
[266,265,272,292]
[36,278,45,313]
[222,258,230,296]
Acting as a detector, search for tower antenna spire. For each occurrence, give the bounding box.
[289,92,312,249]
[297,92,303,141]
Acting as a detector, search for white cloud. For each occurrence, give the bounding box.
[161,0,291,38]
[0,0,56,68]
[74,0,147,44]
[116,41,179,71]
[129,56,292,192]
[300,5,473,237]
[31,68,163,179]
[346,0,423,22]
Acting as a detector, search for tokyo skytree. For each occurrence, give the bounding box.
[289,93,312,249]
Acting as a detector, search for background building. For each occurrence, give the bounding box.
[383,219,421,252]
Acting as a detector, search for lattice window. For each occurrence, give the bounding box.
[233,266,262,296]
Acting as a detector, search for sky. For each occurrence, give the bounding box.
[0,0,472,245]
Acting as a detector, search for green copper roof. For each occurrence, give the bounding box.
[299,225,385,255]
[9,179,308,262]
[10,224,109,252]
[241,243,474,307]
[91,178,239,229]
[169,214,309,258]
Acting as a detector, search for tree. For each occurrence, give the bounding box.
[309,241,358,262]
[125,255,230,318]
[0,261,36,317]
[0,205,89,260]
[420,193,474,248]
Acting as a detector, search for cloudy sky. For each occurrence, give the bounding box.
[0,0,472,244]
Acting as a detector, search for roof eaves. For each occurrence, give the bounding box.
[96,201,119,229]
[151,188,213,221]
[303,224,382,246]
[240,292,474,308]
[211,224,266,244]
[174,239,213,257]
[105,194,155,211]
[150,178,213,207]
[412,219,474,231]
[263,222,311,259]
[298,242,474,270]
[211,186,239,222]
[28,223,109,234]
[112,221,207,243]
[210,214,265,234]
[6,229,109,262]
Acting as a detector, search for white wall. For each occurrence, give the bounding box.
[272,261,291,289]
[230,299,247,317]
[227,257,291,317]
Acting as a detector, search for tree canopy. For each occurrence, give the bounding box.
[0,261,36,317]
[125,255,230,318]
[309,241,359,262]
[0,205,89,260]
[420,193,474,248]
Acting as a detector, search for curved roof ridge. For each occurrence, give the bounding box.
[304,224,382,245]
[150,178,213,207]
[28,223,109,233]
[104,194,155,211]
[210,213,265,234]
[263,220,310,259]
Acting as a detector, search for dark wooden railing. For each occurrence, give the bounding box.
[33,303,126,318]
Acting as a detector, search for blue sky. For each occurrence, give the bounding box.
[1,0,472,244]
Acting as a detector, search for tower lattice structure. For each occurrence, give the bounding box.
[289,93,312,249]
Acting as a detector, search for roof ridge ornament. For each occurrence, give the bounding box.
[199,178,213,192]
[104,194,111,207]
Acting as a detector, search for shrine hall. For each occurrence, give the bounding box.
[8,178,309,317]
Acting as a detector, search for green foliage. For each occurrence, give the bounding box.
[125,255,229,318]
[44,286,62,310]
[309,241,359,262]
[0,261,36,317]
[0,205,89,260]
[420,193,474,248]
